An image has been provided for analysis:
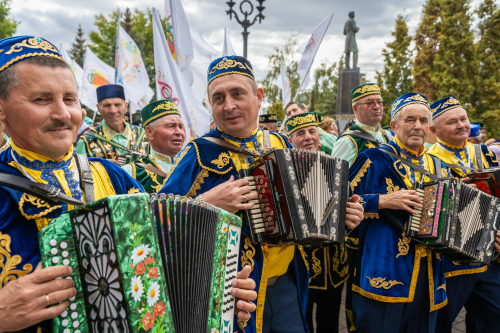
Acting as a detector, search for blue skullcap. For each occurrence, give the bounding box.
[430,96,462,120]
[0,36,63,73]
[391,92,430,119]
[469,124,481,138]
[207,55,255,86]
[96,84,126,103]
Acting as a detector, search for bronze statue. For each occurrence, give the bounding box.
[344,11,360,70]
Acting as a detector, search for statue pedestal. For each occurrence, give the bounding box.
[336,68,363,131]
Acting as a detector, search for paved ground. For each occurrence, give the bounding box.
[311,288,467,333]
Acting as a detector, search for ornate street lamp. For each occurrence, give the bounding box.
[226,0,266,58]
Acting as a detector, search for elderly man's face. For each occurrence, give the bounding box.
[0,62,81,161]
[146,115,186,158]
[352,94,383,127]
[285,103,305,117]
[98,98,127,129]
[289,126,321,151]
[209,74,263,138]
[430,108,470,147]
[391,104,430,151]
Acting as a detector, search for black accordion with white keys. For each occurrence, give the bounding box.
[238,148,350,246]
[406,177,500,264]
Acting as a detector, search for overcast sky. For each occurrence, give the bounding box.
[10,0,485,84]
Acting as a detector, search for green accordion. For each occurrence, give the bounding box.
[39,193,242,333]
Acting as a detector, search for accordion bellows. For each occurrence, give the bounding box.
[39,193,242,333]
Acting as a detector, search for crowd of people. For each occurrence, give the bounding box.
[1,35,500,333]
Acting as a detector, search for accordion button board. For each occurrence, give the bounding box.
[39,193,243,333]
[238,149,350,246]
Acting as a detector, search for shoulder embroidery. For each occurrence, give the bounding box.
[211,152,231,169]
[193,142,233,175]
[240,237,255,271]
[386,178,400,193]
[350,158,371,192]
[18,194,61,220]
[365,141,376,149]
[366,276,404,289]
[186,169,209,197]
[0,232,33,288]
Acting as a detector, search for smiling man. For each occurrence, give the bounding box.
[76,84,149,163]
[426,96,500,333]
[123,99,185,193]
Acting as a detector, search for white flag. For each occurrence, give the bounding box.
[223,28,236,56]
[297,14,333,91]
[81,47,116,112]
[275,57,292,106]
[153,8,210,143]
[115,26,150,104]
[130,86,155,116]
[168,0,195,86]
[60,45,83,99]
[190,25,217,104]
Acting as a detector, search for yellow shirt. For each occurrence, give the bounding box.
[220,126,295,278]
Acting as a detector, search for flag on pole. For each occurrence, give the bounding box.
[223,28,236,56]
[81,47,116,112]
[153,7,210,143]
[296,13,333,92]
[275,57,292,106]
[115,25,150,104]
[190,25,217,104]
[60,45,84,99]
[115,12,123,86]
[130,86,155,117]
[168,0,195,85]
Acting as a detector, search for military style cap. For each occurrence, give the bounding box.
[141,99,180,127]
[469,124,481,138]
[0,36,63,73]
[351,83,381,102]
[286,112,318,135]
[96,84,126,103]
[391,92,430,119]
[259,114,278,123]
[207,55,255,86]
[430,96,462,120]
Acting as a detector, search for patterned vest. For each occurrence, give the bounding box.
[346,122,390,161]
[130,155,169,193]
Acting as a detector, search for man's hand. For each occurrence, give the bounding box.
[232,266,257,320]
[345,195,364,229]
[379,189,422,215]
[108,156,121,166]
[202,176,258,212]
[0,265,76,332]
[461,177,478,189]
[495,230,500,252]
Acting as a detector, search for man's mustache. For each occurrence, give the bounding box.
[408,129,424,138]
[455,128,468,135]
[42,121,74,133]
[224,111,243,120]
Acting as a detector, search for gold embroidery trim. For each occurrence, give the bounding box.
[128,188,141,194]
[363,213,379,219]
[6,37,58,55]
[255,244,269,333]
[18,194,61,220]
[237,318,248,333]
[92,162,116,196]
[192,142,233,175]
[396,231,410,258]
[309,248,322,283]
[444,265,487,278]
[353,84,380,96]
[0,232,33,288]
[345,135,359,164]
[427,250,448,311]
[286,113,316,127]
[35,218,51,231]
[166,146,191,181]
[241,237,255,270]
[329,244,349,288]
[186,169,209,198]
[346,308,356,332]
[365,141,376,149]
[386,178,400,194]
[366,276,404,289]
[350,158,371,192]
[151,101,177,113]
[211,152,231,169]
[0,52,63,72]
[437,284,446,291]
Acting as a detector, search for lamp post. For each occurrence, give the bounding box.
[226,0,265,58]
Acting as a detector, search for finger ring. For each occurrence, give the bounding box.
[46,295,50,306]
[243,195,246,202]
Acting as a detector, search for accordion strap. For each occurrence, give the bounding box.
[381,149,438,181]
[339,130,379,144]
[137,163,168,178]
[75,154,95,203]
[201,136,262,157]
[474,144,484,169]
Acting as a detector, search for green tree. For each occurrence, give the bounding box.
[432,0,477,110]
[475,0,500,138]
[88,9,120,66]
[0,0,17,39]
[413,0,441,101]
[378,13,414,126]
[69,24,86,67]
[310,56,343,117]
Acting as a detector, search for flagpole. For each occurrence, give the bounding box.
[92,110,97,124]
[279,66,311,133]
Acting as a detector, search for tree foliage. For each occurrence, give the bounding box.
[0,0,17,39]
[70,24,86,67]
[310,57,343,117]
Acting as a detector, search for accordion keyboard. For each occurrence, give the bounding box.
[410,187,425,232]
[244,175,276,234]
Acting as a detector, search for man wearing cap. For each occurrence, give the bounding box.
[284,101,338,155]
[471,121,486,140]
[286,112,364,333]
[161,55,325,333]
[258,113,278,132]
[76,84,149,163]
[0,120,10,153]
[349,93,449,332]
[426,96,500,333]
[468,124,483,144]
[123,99,185,193]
